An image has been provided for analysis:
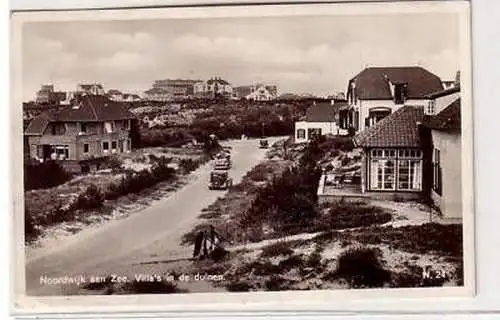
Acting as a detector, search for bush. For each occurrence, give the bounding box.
[209,247,229,262]
[353,223,463,257]
[318,200,392,231]
[24,160,72,190]
[260,242,294,258]
[278,254,305,272]
[330,247,391,288]
[264,275,286,291]
[72,184,105,210]
[226,281,252,292]
[178,158,201,174]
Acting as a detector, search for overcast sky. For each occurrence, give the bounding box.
[21,13,460,101]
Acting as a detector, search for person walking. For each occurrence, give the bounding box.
[192,230,205,259]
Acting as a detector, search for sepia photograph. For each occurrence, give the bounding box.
[10,0,474,312]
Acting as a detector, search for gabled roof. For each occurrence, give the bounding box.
[354,106,425,148]
[349,66,443,100]
[423,98,461,131]
[107,89,122,95]
[24,95,136,135]
[207,78,230,85]
[305,102,347,122]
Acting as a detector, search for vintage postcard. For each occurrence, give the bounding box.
[11,0,474,314]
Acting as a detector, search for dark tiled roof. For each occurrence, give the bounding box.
[354,106,425,148]
[305,102,346,122]
[349,66,443,100]
[207,78,230,85]
[24,113,51,136]
[107,89,122,95]
[24,95,136,135]
[423,98,461,131]
[426,85,460,99]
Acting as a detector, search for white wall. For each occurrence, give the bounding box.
[294,121,340,143]
[357,99,430,131]
[431,130,462,219]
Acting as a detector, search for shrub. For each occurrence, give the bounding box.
[330,247,391,288]
[24,160,72,190]
[264,275,286,291]
[178,158,200,174]
[260,242,294,258]
[354,223,463,257]
[209,247,229,262]
[278,254,305,272]
[306,250,323,268]
[72,184,105,210]
[318,200,392,231]
[226,281,251,292]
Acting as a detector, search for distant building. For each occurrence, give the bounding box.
[144,87,170,102]
[194,77,232,99]
[35,84,67,104]
[294,100,348,143]
[107,89,123,101]
[151,79,201,100]
[343,66,444,133]
[234,84,278,101]
[76,83,105,96]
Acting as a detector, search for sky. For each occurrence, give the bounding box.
[21,13,460,101]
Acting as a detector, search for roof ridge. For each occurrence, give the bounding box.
[85,95,99,120]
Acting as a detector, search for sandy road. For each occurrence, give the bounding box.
[25,137,284,296]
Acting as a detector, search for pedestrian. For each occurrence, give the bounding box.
[192,230,204,259]
[207,225,220,252]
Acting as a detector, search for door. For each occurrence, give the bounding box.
[370,159,395,190]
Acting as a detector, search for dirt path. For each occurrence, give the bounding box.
[25,137,285,296]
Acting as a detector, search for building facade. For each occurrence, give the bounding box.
[35,84,67,104]
[343,66,444,133]
[423,90,462,219]
[295,101,348,143]
[151,79,200,100]
[24,95,137,173]
[194,77,232,99]
[76,83,105,96]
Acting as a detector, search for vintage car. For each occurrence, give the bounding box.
[213,157,231,170]
[259,139,269,149]
[208,170,233,190]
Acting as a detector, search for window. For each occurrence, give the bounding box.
[104,121,114,133]
[80,122,87,133]
[51,145,69,160]
[394,84,407,104]
[433,148,442,195]
[370,159,395,190]
[121,120,130,130]
[297,129,306,139]
[111,141,117,150]
[102,141,110,152]
[307,128,322,139]
[397,160,422,190]
[369,148,423,192]
[83,143,89,153]
[426,100,435,115]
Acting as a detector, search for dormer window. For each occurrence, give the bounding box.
[394,83,408,104]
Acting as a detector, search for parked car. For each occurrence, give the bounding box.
[259,139,269,149]
[213,157,231,170]
[208,170,233,190]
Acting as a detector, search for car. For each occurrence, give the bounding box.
[259,139,269,149]
[208,170,233,190]
[213,157,231,170]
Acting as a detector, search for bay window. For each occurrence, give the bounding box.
[369,148,423,192]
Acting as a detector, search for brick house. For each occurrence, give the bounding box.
[24,95,137,173]
[343,66,444,133]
